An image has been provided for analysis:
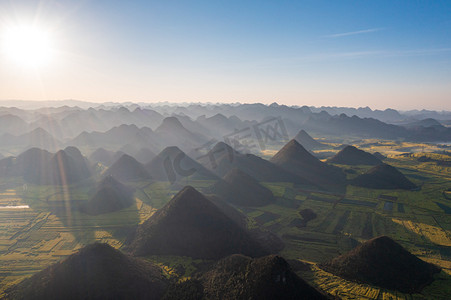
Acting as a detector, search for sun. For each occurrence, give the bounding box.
[1,24,54,68]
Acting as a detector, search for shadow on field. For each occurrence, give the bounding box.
[26,179,141,245]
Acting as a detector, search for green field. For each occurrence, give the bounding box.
[1,143,451,299]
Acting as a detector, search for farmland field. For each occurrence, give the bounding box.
[1,145,451,299]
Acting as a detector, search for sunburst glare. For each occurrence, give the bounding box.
[1,23,55,68]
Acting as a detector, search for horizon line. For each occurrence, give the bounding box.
[0,99,450,112]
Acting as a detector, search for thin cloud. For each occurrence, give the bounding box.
[298,48,451,63]
[308,48,451,61]
[218,48,451,70]
[301,51,384,62]
[386,48,451,57]
[326,28,384,38]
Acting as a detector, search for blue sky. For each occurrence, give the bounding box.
[0,0,450,109]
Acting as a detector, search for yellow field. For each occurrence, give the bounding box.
[392,218,451,247]
[299,263,451,300]
[1,146,451,298]
[0,185,157,294]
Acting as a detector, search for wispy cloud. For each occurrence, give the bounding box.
[218,48,451,71]
[296,48,451,64]
[386,48,451,57]
[325,28,384,38]
[302,48,451,62]
[301,51,384,62]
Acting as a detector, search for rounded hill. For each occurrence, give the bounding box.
[209,168,275,207]
[351,163,416,190]
[81,175,135,215]
[327,145,382,165]
[319,236,440,293]
[5,243,168,300]
[127,186,268,259]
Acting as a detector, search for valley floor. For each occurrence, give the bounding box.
[1,142,451,299]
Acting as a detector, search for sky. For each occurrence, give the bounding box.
[0,0,450,110]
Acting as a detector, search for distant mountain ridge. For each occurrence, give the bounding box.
[0,127,61,151]
[2,103,451,150]
[2,99,450,122]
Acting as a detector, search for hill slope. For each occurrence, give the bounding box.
[294,130,328,150]
[146,146,217,183]
[104,154,151,182]
[120,145,156,164]
[128,186,267,259]
[166,254,327,300]
[327,145,382,165]
[89,147,117,166]
[210,168,275,207]
[5,243,168,300]
[81,176,135,215]
[155,117,208,152]
[319,236,440,293]
[351,163,416,190]
[0,147,91,185]
[198,142,305,184]
[68,124,161,151]
[270,139,346,189]
[15,148,53,184]
[48,147,91,185]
